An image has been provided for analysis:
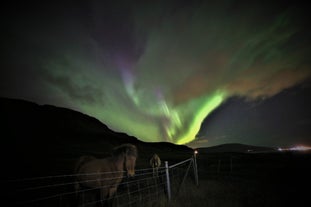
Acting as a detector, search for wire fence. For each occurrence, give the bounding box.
[2,157,198,207]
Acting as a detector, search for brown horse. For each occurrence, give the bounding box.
[74,143,138,206]
[149,153,161,177]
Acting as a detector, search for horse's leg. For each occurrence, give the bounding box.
[73,184,80,207]
[100,188,109,207]
[107,187,117,207]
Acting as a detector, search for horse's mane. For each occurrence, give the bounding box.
[112,143,137,157]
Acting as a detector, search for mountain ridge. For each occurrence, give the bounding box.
[197,143,276,153]
[0,97,193,178]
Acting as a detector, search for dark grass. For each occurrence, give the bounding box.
[2,143,311,207]
[166,151,311,207]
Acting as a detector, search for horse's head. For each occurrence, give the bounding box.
[113,143,138,177]
[124,144,137,177]
[150,153,161,168]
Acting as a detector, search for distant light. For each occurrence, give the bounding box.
[289,145,311,151]
[277,145,311,151]
[194,150,198,154]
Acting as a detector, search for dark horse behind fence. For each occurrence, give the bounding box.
[150,153,161,177]
[74,143,138,207]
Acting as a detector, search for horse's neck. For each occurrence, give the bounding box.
[112,154,125,170]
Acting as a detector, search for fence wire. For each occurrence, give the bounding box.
[2,158,196,207]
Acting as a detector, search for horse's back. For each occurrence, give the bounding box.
[74,155,96,173]
[78,157,117,175]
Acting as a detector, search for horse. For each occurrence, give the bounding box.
[149,153,161,177]
[74,143,138,207]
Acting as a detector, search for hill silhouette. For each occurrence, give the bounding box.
[198,143,276,153]
[0,97,192,179]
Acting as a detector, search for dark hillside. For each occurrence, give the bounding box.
[0,97,192,179]
[198,143,276,153]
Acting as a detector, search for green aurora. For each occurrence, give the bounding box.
[2,1,311,145]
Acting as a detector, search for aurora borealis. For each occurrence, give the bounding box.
[1,0,311,146]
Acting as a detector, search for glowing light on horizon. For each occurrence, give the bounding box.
[278,145,311,151]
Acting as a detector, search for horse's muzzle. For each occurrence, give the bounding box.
[127,170,135,177]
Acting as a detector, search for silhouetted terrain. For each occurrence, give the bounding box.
[0,97,192,179]
[198,143,276,153]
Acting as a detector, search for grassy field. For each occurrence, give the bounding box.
[164,151,311,207]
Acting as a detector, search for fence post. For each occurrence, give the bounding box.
[230,156,233,173]
[178,159,193,193]
[165,161,171,201]
[217,159,221,173]
[193,151,199,186]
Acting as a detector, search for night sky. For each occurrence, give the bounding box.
[1,0,311,147]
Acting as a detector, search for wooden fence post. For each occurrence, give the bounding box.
[193,153,199,186]
[230,156,233,173]
[217,159,221,173]
[165,161,171,201]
